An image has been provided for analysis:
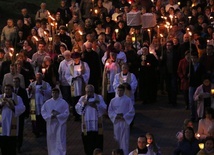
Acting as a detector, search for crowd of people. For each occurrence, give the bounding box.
[0,0,214,154]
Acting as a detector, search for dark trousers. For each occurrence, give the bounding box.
[82,132,103,155]
[166,74,177,105]
[0,136,17,155]
[18,115,25,149]
[106,92,115,108]
[32,115,46,136]
[60,85,72,105]
[71,96,81,118]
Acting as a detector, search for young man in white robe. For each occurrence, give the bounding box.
[108,84,135,155]
[65,52,90,121]
[41,88,70,155]
[0,84,26,155]
[75,84,107,155]
[28,72,52,137]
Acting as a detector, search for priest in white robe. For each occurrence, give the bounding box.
[41,88,70,155]
[113,63,138,104]
[0,84,25,155]
[108,84,135,155]
[28,72,52,137]
[65,52,90,121]
[75,84,107,155]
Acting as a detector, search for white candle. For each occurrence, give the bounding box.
[115,29,119,33]
[42,68,46,74]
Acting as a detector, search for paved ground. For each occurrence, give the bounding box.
[17,92,194,155]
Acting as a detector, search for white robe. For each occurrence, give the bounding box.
[108,95,135,155]
[75,94,107,132]
[41,97,70,155]
[113,72,138,104]
[28,81,52,115]
[0,93,26,136]
[65,61,90,97]
[129,148,156,155]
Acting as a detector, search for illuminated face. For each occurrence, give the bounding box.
[137,137,147,149]
[146,135,153,144]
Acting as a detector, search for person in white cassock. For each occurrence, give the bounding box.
[0,84,25,155]
[65,52,90,121]
[75,84,107,155]
[108,84,135,155]
[113,63,138,104]
[28,72,52,137]
[41,88,70,155]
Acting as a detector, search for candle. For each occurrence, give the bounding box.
[42,68,46,74]
[128,1,132,4]
[115,29,119,33]
[211,89,214,95]
[132,36,135,42]
[157,25,160,37]
[196,133,200,138]
[32,36,39,42]
[188,16,192,23]
[94,9,98,14]
[177,2,180,5]
[160,34,164,57]
[48,37,53,42]
[147,29,151,44]
[169,15,173,24]
[9,52,13,57]
[78,30,83,35]
[198,143,204,150]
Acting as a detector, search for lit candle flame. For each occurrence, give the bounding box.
[42,68,46,74]
[115,29,119,33]
[78,30,83,35]
[32,36,39,41]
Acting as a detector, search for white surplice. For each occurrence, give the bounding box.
[113,72,138,104]
[108,95,135,155]
[28,81,52,115]
[75,94,107,132]
[65,61,90,97]
[41,97,70,155]
[0,93,26,136]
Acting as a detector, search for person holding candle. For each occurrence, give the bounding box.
[65,52,90,121]
[137,46,159,104]
[102,50,120,106]
[31,41,49,74]
[197,108,214,140]
[113,63,138,105]
[174,127,200,155]
[197,136,214,155]
[194,75,214,119]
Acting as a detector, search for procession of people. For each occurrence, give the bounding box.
[0,0,214,154]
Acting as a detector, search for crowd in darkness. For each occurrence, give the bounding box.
[0,0,214,154]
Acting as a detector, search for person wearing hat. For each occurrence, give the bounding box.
[65,52,90,121]
[177,51,191,110]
